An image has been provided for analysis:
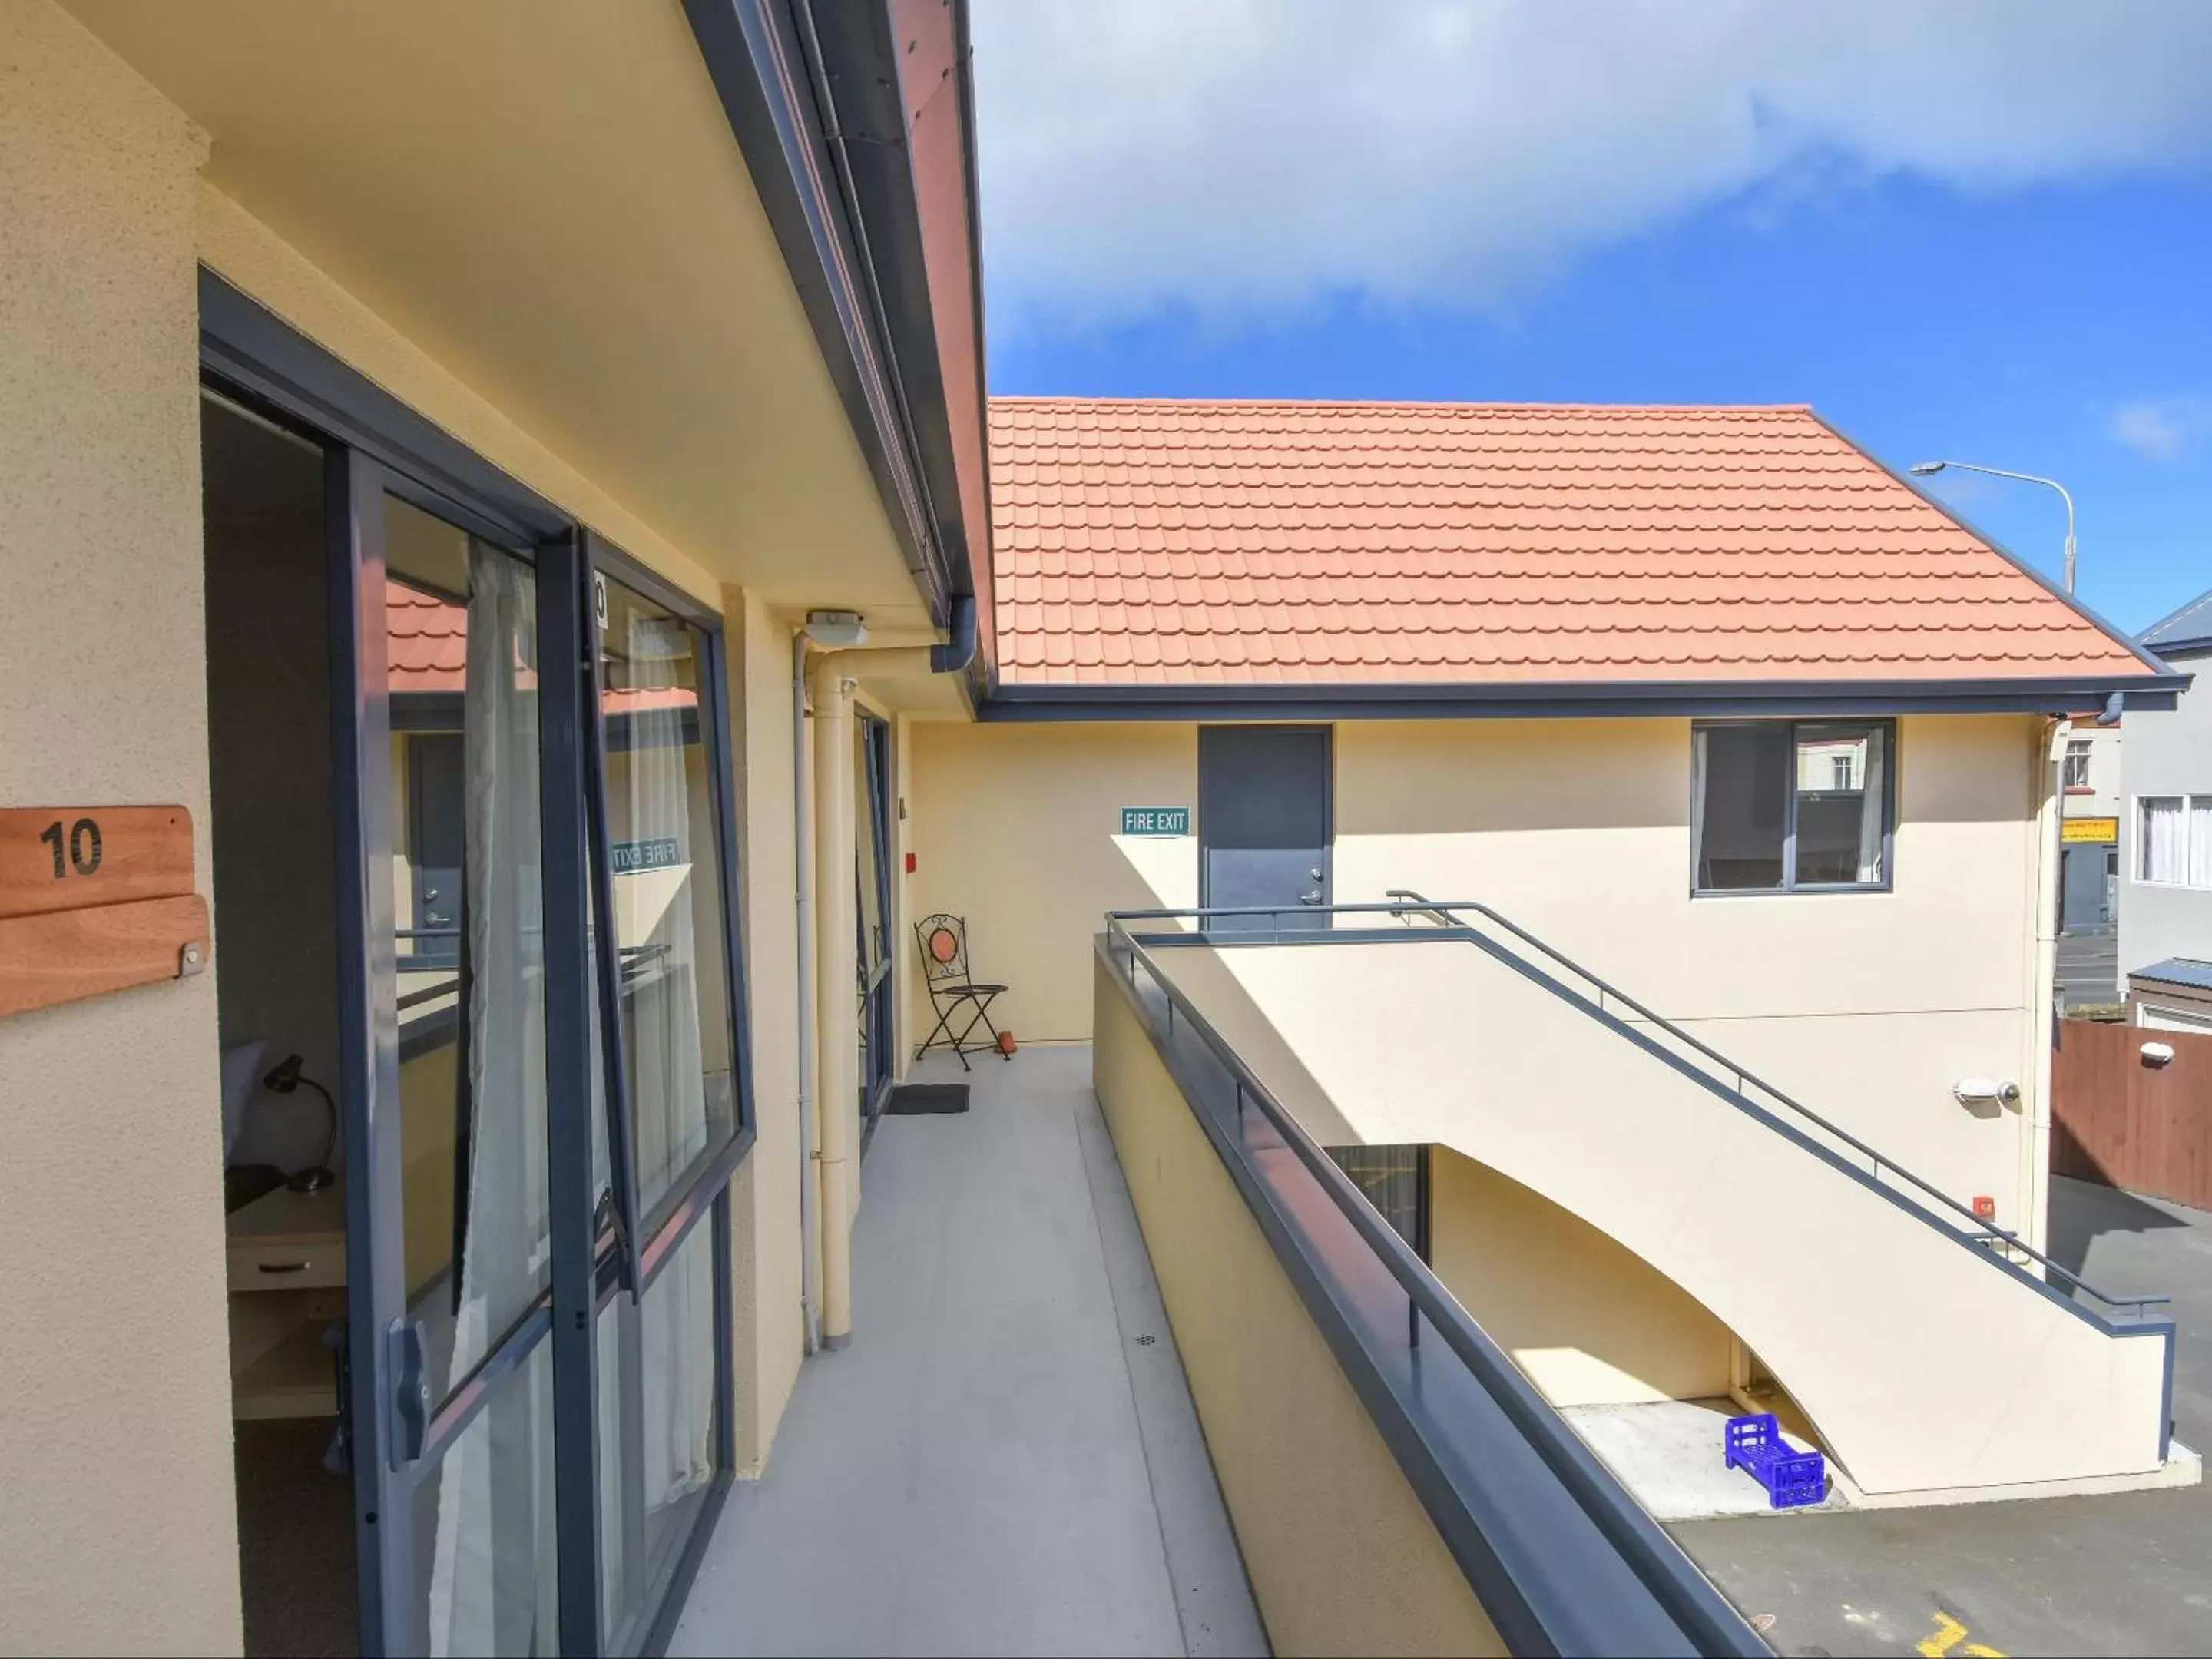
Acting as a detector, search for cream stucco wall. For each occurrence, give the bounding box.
[0,7,241,1654]
[907,720,1198,1043]
[727,588,806,1473]
[1093,960,1503,1657]
[1426,1147,1733,1408]
[1146,938,2168,1495]
[5,8,869,1643]
[912,713,2047,1229]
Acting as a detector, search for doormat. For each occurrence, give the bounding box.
[886,1082,970,1114]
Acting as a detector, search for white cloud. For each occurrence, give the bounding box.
[2110,397,2210,462]
[971,0,2212,331]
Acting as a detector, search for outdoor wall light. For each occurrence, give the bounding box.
[2141,1041,2177,1070]
[1952,1077,2022,1108]
[804,609,869,647]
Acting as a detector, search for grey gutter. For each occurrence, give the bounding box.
[680,0,979,627]
[979,672,2183,724]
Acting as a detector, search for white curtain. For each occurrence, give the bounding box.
[429,545,557,1655]
[2142,797,2186,884]
[1856,728,1886,883]
[2190,798,2212,889]
[595,608,716,1621]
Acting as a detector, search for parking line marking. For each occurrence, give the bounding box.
[1916,1611,2005,1657]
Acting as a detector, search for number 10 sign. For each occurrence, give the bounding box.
[0,805,208,1018]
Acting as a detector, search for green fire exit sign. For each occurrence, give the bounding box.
[1121,806,1189,836]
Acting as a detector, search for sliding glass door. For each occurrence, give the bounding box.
[320,439,744,1657]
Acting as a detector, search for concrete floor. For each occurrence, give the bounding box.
[1677,1176,2212,1658]
[669,1046,1267,1659]
[1563,1399,1833,1521]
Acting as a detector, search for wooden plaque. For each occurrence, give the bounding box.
[0,805,194,919]
[0,805,207,1018]
[0,894,210,1018]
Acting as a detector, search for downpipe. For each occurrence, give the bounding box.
[2023,714,2072,1261]
[793,630,822,1356]
[805,598,975,1349]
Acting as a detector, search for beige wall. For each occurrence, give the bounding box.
[0,7,240,1654]
[1093,959,1503,1657]
[1426,1147,1733,1408]
[1148,939,2169,1495]
[908,719,1197,1042]
[912,713,2046,1229]
[727,589,806,1473]
[4,12,856,1647]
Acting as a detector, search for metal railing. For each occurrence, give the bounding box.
[1108,896,2168,1328]
[1098,922,1766,1658]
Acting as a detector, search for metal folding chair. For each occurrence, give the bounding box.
[913,912,1008,1070]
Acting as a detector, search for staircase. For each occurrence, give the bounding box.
[1116,896,2177,1498]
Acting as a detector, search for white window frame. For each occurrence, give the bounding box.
[2132,793,2212,889]
[2062,739,2092,792]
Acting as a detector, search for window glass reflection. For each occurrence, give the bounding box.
[386,495,550,1396]
[596,574,737,1223]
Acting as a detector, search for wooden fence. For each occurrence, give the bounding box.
[2051,1017,2212,1211]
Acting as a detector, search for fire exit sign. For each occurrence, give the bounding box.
[1121,806,1189,836]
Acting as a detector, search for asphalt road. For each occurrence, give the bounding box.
[1676,1177,2212,1658]
[2057,929,2121,1012]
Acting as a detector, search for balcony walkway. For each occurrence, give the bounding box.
[669,1045,1267,1658]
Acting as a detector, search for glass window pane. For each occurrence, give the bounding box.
[855,723,888,977]
[1694,725,1788,891]
[1793,724,1885,887]
[2141,797,2184,883]
[410,1342,558,1657]
[595,1224,719,1650]
[1326,1144,1428,1259]
[386,496,551,1397]
[2064,740,2092,790]
[2190,799,2212,889]
[596,573,737,1222]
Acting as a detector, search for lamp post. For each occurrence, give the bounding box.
[1908,459,2077,594]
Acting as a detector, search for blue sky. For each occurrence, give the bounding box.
[974,2,2212,636]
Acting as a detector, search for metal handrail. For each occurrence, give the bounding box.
[1101,916,1765,1657]
[1111,896,2166,1321]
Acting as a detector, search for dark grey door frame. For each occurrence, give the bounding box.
[210,283,749,1656]
[1197,724,1335,929]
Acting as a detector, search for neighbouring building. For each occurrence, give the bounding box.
[2121,587,2212,1028]
[929,395,2190,1501]
[2060,723,2123,935]
[0,6,2195,1657]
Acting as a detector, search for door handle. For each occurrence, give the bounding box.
[1300,890,1323,905]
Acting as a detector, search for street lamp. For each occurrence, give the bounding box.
[1907,459,2078,594]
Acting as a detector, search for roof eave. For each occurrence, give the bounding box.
[976,672,2187,724]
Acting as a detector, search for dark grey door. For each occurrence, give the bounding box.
[1199,725,1332,930]
[2061,843,2109,933]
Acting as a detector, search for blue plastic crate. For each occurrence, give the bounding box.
[1724,1412,1825,1510]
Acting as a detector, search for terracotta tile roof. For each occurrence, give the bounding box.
[987,399,2151,687]
[388,580,466,693]
[385,581,693,710]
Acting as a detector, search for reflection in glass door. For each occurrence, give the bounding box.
[856,715,894,1126]
[584,565,737,1651]
[329,458,743,1659]
[377,486,559,1655]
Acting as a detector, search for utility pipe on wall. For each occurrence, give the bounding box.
[803,600,975,1348]
[792,630,822,1356]
[2023,714,2072,1260]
